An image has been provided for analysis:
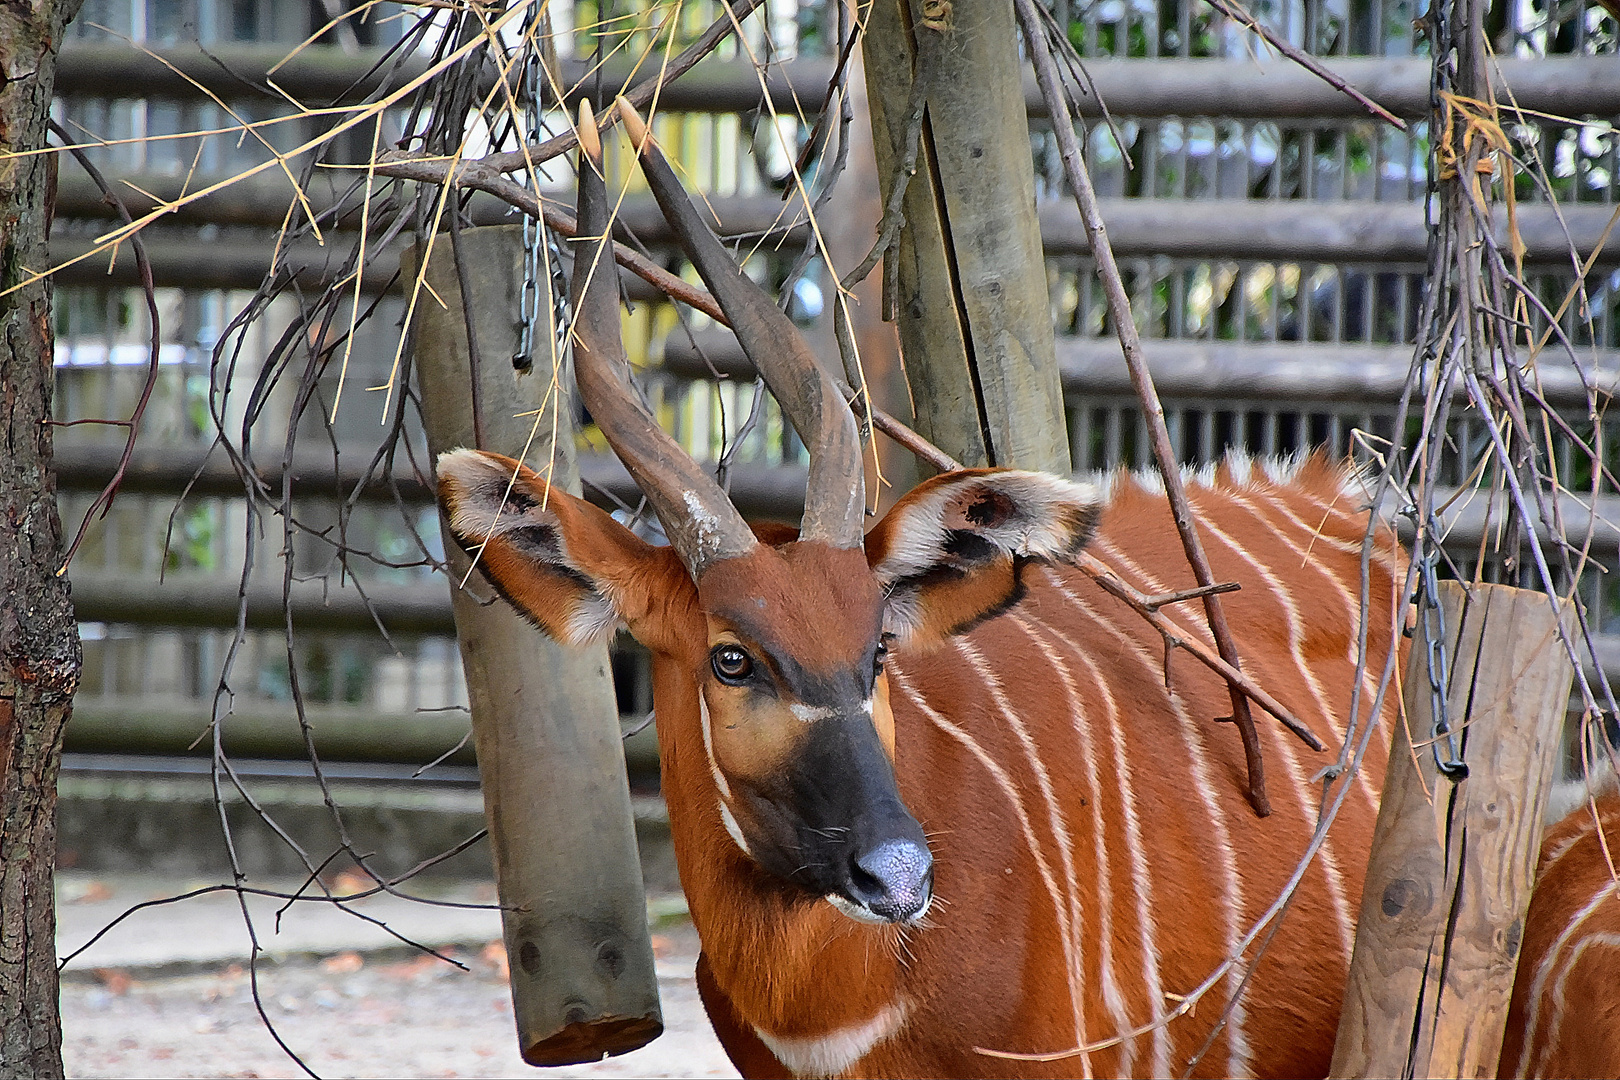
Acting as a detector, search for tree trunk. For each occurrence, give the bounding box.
[1,2,86,1076]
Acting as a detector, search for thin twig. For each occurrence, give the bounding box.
[1075,553,1323,751]
[373,151,730,321]
[461,0,768,176]
[1141,580,1242,611]
[50,121,162,574]
[1202,0,1408,130]
[1014,0,1273,816]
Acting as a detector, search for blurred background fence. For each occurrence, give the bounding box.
[46,0,1619,874]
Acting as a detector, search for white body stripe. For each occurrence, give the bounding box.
[1511,876,1620,1078]
[1018,610,1156,1076]
[1041,566,1247,1076]
[1178,499,1358,960]
[888,668,1095,1069]
[956,639,1090,1064]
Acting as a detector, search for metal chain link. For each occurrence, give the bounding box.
[515,3,571,374]
[1416,513,1470,782]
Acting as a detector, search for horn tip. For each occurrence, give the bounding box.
[578,100,602,162]
[615,96,651,154]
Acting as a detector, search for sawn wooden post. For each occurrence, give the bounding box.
[1330,581,1576,1078]
[409,225,662,1065]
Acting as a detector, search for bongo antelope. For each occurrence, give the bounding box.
[435,101,1618,1078]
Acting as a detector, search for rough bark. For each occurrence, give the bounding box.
[1,2,86,1077]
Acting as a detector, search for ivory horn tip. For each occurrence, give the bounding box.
[577,100,602,162]
[615,96,651,154]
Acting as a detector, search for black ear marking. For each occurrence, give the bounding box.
[942,529,997,563]
[499,486,539,514]
[503,522,565,563]
[959,488,1016,528]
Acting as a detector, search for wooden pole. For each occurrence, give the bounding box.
[1330,581,1576,1079]
[859,0,1070,474]
[409,225,662,1066]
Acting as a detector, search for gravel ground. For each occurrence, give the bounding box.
[57,873,738,1079]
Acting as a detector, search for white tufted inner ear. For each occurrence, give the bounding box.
[871,470,1103,586]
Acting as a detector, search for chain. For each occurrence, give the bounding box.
[1416,517,1470,782]
[515,3,571,374]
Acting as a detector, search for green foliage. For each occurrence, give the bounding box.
[164,503,216,572]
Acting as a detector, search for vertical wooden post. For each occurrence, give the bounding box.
[860,0,1070,473]
[1330,581,1575,1079]
[409,225,662,1065]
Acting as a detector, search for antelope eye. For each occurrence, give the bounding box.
[711,645,754,684]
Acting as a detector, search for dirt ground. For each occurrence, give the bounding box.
[57,873,739,1079]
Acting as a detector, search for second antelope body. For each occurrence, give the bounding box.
[435,101,1612,1079]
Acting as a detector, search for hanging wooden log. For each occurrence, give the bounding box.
[409,224,662,1065]
[1330,580,1576,1079]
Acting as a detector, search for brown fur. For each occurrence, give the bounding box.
[1500,795,1620,1079]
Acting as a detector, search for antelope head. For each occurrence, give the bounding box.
[436,101,1101,927]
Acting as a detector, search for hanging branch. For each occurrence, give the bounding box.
[1013,0,1274,816]
[1201,0,1407,130]
[50,121,162,574]
[382,0,769,182]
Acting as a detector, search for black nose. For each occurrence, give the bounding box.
[846,839,934,922]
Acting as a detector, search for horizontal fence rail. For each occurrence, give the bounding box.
[53,45,1620,121]
[62,698,662,775]
[52,158,1620,264]
[46,198,1620,297]
[51,445,811,518]
[662,332,1620,408]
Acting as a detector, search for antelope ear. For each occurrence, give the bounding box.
[866,469,1103,646]
[436,449,679,646]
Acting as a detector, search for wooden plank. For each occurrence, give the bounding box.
[1330,580,1576,1079]
[47,201,1620,293]
[408,225,661,1066]
[60,699,663,777]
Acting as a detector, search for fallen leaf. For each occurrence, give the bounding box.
[330,869,372,897]
[66,880,113,905]
[480,940,509,980]
[321,951,364,974]
[384,953,444,981]
[93,968,133,995]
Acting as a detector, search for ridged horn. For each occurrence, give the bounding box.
[569,102,757,578]
[615,97,866,551]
